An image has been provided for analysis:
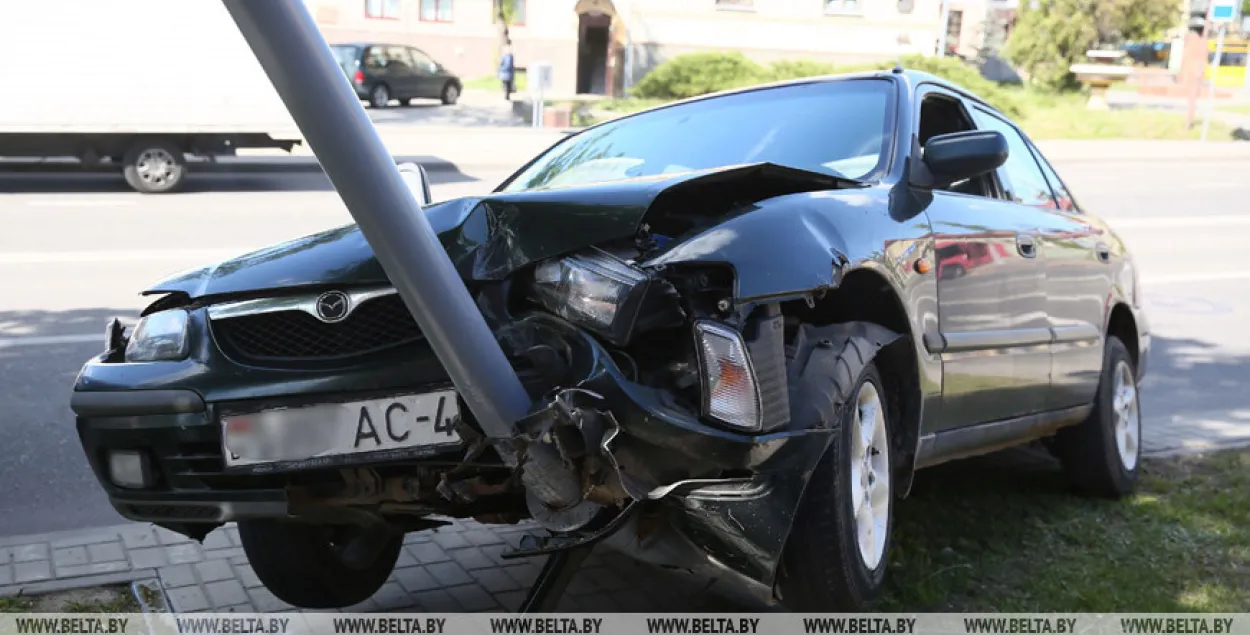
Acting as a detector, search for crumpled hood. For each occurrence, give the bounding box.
[143,163,843,299]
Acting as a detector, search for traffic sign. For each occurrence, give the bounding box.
[1210,0,1237,23]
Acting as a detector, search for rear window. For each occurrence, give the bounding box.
[329,45,361,69]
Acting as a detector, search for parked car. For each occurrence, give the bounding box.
[330,42,462,108]
[72,69,1149,611]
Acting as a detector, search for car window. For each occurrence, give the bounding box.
[500,79,895,192]
[1025,141,1081,213]
[409,48,437,71]
[363,47,386,70]
[329,45,361,71]
[385,46,412,69]
[969,108,1057,208]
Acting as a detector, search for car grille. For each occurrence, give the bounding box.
[211,293,423,366]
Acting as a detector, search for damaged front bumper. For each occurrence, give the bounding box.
[497,313,832,602]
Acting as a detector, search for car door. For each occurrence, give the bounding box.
[407,47,443,98]
[916,86,1052,431]
[383,46,419,99]
[1024,139,1108,410]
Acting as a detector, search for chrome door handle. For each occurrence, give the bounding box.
[1016,233,1038,259]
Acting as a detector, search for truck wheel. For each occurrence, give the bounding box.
[441,82,460,105]
[370,84,390,109]
[777,331,896,611]
[1052,335,1142,498]
[122,141,185,194]
[238,520,403,609]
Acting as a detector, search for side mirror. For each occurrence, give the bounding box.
[920,130,1008,188]
[397,163,433,207]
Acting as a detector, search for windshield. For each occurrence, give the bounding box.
[329,45,361,73]
[501,78,895,192]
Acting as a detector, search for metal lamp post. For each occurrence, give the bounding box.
[217,1,531,440]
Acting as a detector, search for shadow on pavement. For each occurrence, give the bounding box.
[0,157,485,194]
[0,307,138,339]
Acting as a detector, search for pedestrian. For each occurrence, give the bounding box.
[499,43,516,101]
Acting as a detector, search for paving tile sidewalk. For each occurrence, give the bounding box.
[3,418,1248,612]
[0,519,739,613]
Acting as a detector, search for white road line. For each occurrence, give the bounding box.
[0,334,103,348]
[21,199,137,208]
[1110,215,1250,229]
[1143,271,1250,285]
[0,249,250,265]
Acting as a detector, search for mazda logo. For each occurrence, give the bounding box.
[314,291,351,323]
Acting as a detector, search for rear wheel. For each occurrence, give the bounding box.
[121,140,185,194]
[238,520,403,609]
[370,84,391,109]
[1053,335,1142,498]
[398,97,412,106]
[777,334,895,610]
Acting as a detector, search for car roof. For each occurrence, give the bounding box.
[332,42,409,50]
[582,68,1008,131]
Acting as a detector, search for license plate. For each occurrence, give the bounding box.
[221,390,461,471]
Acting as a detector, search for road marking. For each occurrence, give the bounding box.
[0,334,103,349]
[1143,271,1250,285]
[0,249,249,265]
[1111,215,1250,229]
[21,198,137,208]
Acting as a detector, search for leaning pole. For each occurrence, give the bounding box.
[216,1,531,441]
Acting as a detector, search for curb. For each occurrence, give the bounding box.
[0,569,157,599]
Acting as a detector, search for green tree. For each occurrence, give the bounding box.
[1005,0,1179,90]
[495,0,519,55]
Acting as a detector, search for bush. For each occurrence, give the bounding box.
[630,51,1025,118]
[765,59,840,81]
[630,52,767,100]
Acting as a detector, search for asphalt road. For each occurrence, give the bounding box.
[1,158,1247,538]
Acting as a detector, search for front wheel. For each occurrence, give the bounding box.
[441,82,460,105]
[1053,335,1142,498]
[777,337,895,610]
[238,520,403,609]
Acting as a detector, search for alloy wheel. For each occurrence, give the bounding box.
[1112,360,1141,472]
[849,380,890,570]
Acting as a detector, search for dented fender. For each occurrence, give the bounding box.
[643,185,916,302]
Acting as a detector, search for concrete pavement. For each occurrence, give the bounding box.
[2,143,1249,610]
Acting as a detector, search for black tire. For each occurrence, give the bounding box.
[370,84,391,109]
[1053,335,1142,498]
[441,81,460,105]
[777,330,897,611]
[238,520,403,609]
[121,140,185,194]
[398,97,412,106]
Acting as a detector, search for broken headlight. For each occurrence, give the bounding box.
[531,248,650,346]
[124,309,190,362]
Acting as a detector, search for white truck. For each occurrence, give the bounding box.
[0,0,303,193]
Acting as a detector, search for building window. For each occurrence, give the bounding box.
[420,0,452,21]
[946,9,964,53]
[824,0,860,14]
[493,0,526,25]
[716,0,755,9]
[365,0,400,19]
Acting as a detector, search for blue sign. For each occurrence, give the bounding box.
[1210,0,1237,22]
